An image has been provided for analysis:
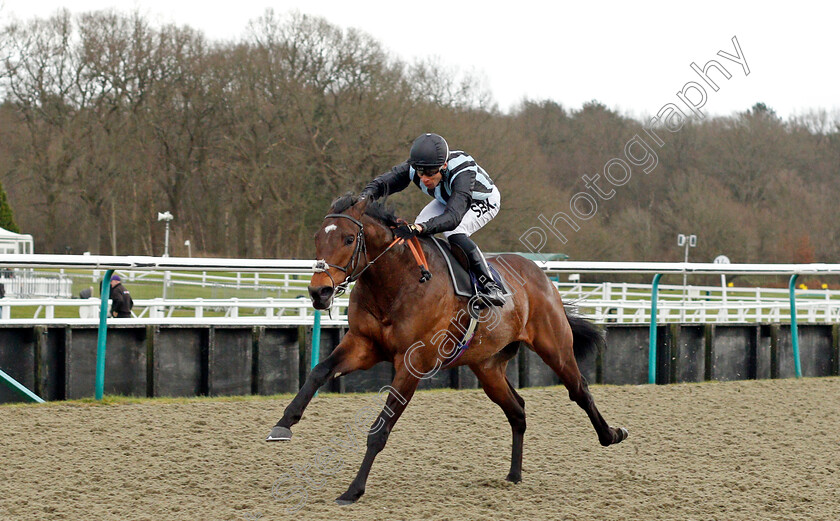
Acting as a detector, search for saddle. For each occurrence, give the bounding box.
[426,236,512,306]
[396,235,513,368]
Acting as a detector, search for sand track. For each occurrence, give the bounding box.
[2,377,839,520]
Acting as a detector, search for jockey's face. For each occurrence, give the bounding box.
[417,163,445,189]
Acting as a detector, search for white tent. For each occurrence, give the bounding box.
[0,227,33,254]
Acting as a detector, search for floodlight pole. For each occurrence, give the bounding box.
[163,222,171,257]
[158,211,174,298]
[677,234,697,321]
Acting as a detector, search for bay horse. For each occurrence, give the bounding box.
[266,194,628,505]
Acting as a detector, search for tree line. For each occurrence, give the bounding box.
[1,9,839,265]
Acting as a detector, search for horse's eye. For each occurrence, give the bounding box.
[344,235,355,246]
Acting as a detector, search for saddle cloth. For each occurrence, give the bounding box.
[428,236,513,300]
[423,236,514,367]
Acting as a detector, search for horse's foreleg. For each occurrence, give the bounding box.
[335,365,419,505]
[266,333,377,441]
[471,362,527,483]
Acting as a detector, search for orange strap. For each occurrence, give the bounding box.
[389,236,429,271]
[406,237,430,270]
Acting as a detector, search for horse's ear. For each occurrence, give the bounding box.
[352,195,370,218]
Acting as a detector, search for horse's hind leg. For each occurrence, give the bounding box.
[530,323,627,447]
[266,332,379,441]
[471,360,526,483]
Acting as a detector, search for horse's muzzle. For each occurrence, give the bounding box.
[308,285,334,310]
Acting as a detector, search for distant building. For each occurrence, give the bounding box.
[0,227,33,255]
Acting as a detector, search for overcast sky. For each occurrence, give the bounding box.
[3,1,838,120]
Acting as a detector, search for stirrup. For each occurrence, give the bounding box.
[480,281,506,306]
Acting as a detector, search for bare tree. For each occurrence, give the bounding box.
[1,10,92,251]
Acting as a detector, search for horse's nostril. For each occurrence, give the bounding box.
[309,286,333,301]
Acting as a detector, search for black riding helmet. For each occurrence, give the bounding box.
[408,133,449,168]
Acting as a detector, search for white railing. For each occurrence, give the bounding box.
[0,297,350,325]
[3,254,840,326]
[551,281,840,323]
[553,281,833,304]
[567,298,839,324]
[1,285,838,325]
[0,270,73,298]
[60,269,311,294]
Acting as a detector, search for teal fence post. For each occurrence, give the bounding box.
[788,274,803,378]
[311,309,322,397]
[95,269,114,400]
[649,273,663,384]
[0,367,45,403]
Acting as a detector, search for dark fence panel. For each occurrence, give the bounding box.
[603,325,649,385]
[65,326,147,399]
[3,322,840,404]
[794,325,833,377]
[0,327,36,403]
[707,326,757,381]
[37,326,65,400]
[519,346,561,388]
[343,361,395,393]
[208,327,253,396]
[669,325,706,383]
[776,325,834,378]
[150,327,207,398]
[455,365,479,389]
[255,327,299,395]
[756,325,775,380]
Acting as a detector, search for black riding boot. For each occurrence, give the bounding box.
[449,234,506,306]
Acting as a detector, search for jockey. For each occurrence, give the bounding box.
[359,132,505,306]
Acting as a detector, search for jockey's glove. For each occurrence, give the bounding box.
[394,223,423,239]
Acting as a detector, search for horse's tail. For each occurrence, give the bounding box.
[566,306,606,362]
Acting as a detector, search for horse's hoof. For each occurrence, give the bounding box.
[505,473,522,484]
[265,426,293,442]
[335,489,364,505]
[616,427,629,443]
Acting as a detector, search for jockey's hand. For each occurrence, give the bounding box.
[394,223,423,239]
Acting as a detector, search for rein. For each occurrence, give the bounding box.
[313,213,431,298]
[314,209,475,369]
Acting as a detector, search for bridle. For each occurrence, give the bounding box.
[313,213,401,298]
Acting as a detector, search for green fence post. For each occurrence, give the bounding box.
[95,269,114,400]
[0,367,45,403]
[788,274,803,378]
[311,309,321,397]
[649,273,663,384]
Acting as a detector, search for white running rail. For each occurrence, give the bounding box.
[2,254,840,325]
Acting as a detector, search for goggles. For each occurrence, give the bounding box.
[416,165,443,177]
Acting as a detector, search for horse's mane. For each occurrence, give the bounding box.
[330,192,401,227]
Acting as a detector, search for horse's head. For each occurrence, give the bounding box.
[308,194,372,309]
